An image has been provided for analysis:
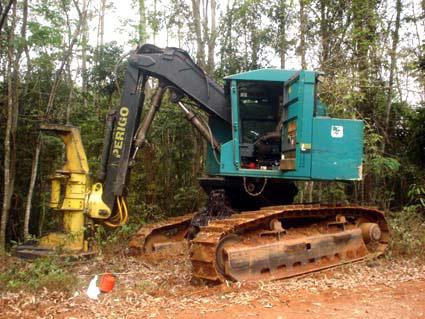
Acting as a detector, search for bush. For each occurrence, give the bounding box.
[388,205,425,256]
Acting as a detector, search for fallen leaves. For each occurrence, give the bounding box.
[0,255,424,318]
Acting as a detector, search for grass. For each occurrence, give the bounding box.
[0,256,80,293]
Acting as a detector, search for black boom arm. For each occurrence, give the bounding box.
[98,44,229,212]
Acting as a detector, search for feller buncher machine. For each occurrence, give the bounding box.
[16,44,388,282]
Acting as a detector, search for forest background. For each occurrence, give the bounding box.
[0,0,424,253]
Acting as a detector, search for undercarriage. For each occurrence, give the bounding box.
[129,203,388,282]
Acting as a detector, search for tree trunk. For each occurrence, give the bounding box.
[278,0,287,69]
[46,2,87,114]
[177,16,183,48]
[318,182,322,202]
[299,182,305,203]
[97,0,106,48]
[153,0,157,44]
[352,0,378,115]
[1,2,17,254]
[81,0,88,108]
[23,136,41,239]
[306,181,314,202]
[191,0,205,68]
[206,0,216,74]
[299,0,307,69]
[94,0,106,109]
[22,0,31,95]
[1,48,14,253]
[139,0,147,44]
[0,0,14,33]
[319,0,329,70]
[383,0,402,152]
[20,0,32,239]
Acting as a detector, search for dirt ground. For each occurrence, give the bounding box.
[1,254,425,319]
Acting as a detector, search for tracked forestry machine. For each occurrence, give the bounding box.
[16,44,389,282]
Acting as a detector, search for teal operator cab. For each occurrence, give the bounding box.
[205,69,364,182]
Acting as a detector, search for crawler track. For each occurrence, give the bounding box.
[190,204,389,282]
[128,213,194,254]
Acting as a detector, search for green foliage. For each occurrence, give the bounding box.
[363,124,400,208]
[216,0,272,77]
[367,153,400,177]
[94,202,165,250]
[147,9,162,36]
[31,0,67,28]
[129,202,165,223]
[388,206,425,256]
[89,42,125,96]
[318,74,362,119]
[126,99,206,218]
[0,257,79,292]
[318,182,349,204]
[408,184,425,208]
[267,0,296,58]
[405,107,425,168]
[173,186,204,212]
[95,223,140,250]
[28,22,63,48]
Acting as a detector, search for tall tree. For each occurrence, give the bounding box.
[81,0,89,108]
[351,0,379,111]
[139,0,147,44]
[315,0,351,72]
[383,0,402,151]
[191,0,205,68]
[206,0,217,74]
[270,0,293,69]
[97,0,106,48]
[18,0,33,239]
[299,0,307,69]
[0,0,15,33]
[1,0,18,253]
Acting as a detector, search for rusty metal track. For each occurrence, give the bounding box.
[128,213,194,254]
[190,204,389,282]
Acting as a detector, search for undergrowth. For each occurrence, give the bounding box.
[94,202,166,253]
[0,257,79,292]
[94,222,142,253]
[388,205,425,257]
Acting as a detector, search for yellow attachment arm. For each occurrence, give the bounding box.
[40,124,89,174]
[39,124,91,251]
[37,124,129,255]
[86,183,112,219]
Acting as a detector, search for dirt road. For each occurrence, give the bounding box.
[171,280,425,319]
[1,256,425,318]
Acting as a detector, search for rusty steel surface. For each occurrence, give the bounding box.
[128,204,388,283]
[128,213,194,255]
[221,229,367,281]
[190,204,389,282]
